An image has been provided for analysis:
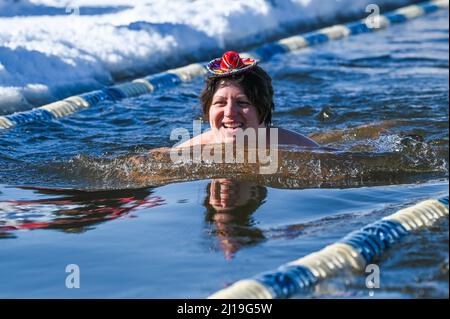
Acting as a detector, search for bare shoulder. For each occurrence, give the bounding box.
[276,128,320,148]
[175,130,215,148]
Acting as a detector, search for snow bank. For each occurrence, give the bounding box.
[0,0,416,114]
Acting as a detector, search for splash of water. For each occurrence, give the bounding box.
[62,138,447,189]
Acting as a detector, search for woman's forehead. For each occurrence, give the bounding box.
[214,80,245,93]
[213,90,248,100]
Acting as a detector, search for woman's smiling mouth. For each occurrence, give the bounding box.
[221,121,245,136]
[222,121,243,129]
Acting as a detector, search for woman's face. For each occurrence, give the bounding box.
[209,81,262,143]
[208,179,254,213]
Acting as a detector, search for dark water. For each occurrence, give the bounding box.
[0,10,448,298]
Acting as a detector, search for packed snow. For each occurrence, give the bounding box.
[0,0,416,113]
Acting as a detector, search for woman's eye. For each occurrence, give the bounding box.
[238,101,251,106]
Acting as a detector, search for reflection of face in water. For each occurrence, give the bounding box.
[0,187,164,237]
[204,179,267,260]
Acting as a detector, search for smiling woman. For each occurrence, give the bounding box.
[177,51,319,148]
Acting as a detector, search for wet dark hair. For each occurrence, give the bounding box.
[200,65,275,126]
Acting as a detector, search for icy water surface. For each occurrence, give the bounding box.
[0,10,448,298]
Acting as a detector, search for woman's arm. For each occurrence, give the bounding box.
[175,130,215,148]
[176,128,319,148]
[276,128,320,148]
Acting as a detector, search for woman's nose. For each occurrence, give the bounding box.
[224,100,238,117]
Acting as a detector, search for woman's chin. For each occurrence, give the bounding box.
[219,128,240,143]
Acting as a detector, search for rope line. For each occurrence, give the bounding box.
[208,196,449,299]
[1,0,448,129]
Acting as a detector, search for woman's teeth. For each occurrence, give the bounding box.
[222,122,243,128]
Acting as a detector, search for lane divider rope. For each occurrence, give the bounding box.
[0,0,448,130]
[208,195,449,299]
